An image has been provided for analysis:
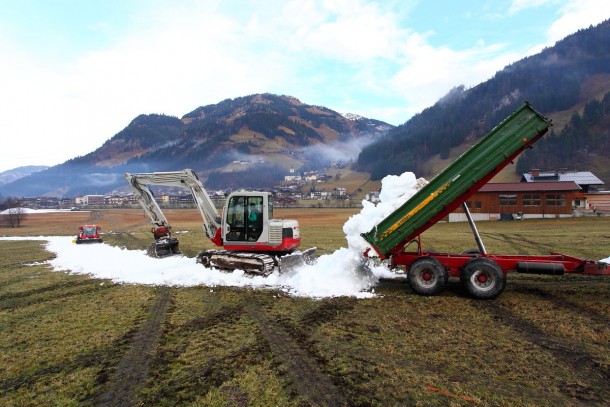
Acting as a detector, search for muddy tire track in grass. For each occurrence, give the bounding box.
[0,328,139,398]
[97,286,172,407]
[481,232,553,254]
[141,301,256,405]
[0,279,107,311]
[245,295,348,406]
[475,301,610,404]
[89,210,104,221]
[509,283,610,327]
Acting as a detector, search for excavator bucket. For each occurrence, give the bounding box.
[278,247,317,273]
[147,237,182,258]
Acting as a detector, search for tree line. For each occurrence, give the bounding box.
[516,91,610,173]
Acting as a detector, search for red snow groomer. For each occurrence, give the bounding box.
[75,224,103,244]
[361,102,609,300]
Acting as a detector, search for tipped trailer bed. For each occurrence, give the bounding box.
[361,102,609,299]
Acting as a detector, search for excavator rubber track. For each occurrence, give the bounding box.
[196,250,276,276]
[196,247,317,276]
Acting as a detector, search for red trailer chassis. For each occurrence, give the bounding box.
[392,240,610,278]
[385,205,609,299]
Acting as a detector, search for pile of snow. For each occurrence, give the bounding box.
[0,235,391,298]
[343,172,428,253]
[0,172,426,298]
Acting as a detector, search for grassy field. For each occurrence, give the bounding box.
[1,209,609,406]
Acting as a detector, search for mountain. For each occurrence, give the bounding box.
[356,19,610,185]
[0,166,49,186]
[0,94,392,197]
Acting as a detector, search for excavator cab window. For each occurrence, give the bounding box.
[268,199,274,220]
[225,196,264,242]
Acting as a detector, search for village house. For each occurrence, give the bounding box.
[105,195,128,205]
[332,187,348,199]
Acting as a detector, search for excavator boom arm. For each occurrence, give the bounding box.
[124,169,222,239]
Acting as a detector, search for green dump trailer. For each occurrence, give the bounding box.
[361,102,609,299]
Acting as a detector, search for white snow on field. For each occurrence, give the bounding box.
[0,208,87,214]
[0,235,393,298]
[0,173,423,298]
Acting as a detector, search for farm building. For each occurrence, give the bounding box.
[521,170,604,193]
[585,191,610,212]
[450,181,582,222]
[521,170,609,212]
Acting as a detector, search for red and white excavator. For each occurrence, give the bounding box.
[124,169,315,275]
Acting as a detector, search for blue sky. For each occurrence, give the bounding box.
[1,0,609,173]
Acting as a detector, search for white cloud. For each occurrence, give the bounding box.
[508,0,559,15]
[546,0,610,43]
[285,1,406,62]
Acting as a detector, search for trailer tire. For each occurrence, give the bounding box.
[407,257,448,296]
[461,258,505,299]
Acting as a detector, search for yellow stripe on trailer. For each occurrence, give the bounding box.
[379,180,452,241]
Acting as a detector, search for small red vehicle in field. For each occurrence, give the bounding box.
[75,224,103,244]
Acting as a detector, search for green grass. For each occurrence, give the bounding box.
[1,213,609,405]
[0,240,160,405]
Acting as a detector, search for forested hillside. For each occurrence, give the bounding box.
[517,92,610,174]
[356,19,610,183]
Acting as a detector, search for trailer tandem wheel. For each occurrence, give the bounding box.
[461,258,505,299]
[407,257,448,296]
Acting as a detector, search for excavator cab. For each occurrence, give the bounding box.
[225,195,265,242]
[219,191,303,255]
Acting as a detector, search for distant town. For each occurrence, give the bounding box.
[7,170,609,223]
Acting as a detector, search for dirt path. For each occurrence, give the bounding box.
[108,221,150,234]
[97,287,172,407]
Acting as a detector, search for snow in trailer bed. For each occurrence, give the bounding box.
[1,172,608,298]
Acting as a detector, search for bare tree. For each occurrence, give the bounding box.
[0,197,26,228]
